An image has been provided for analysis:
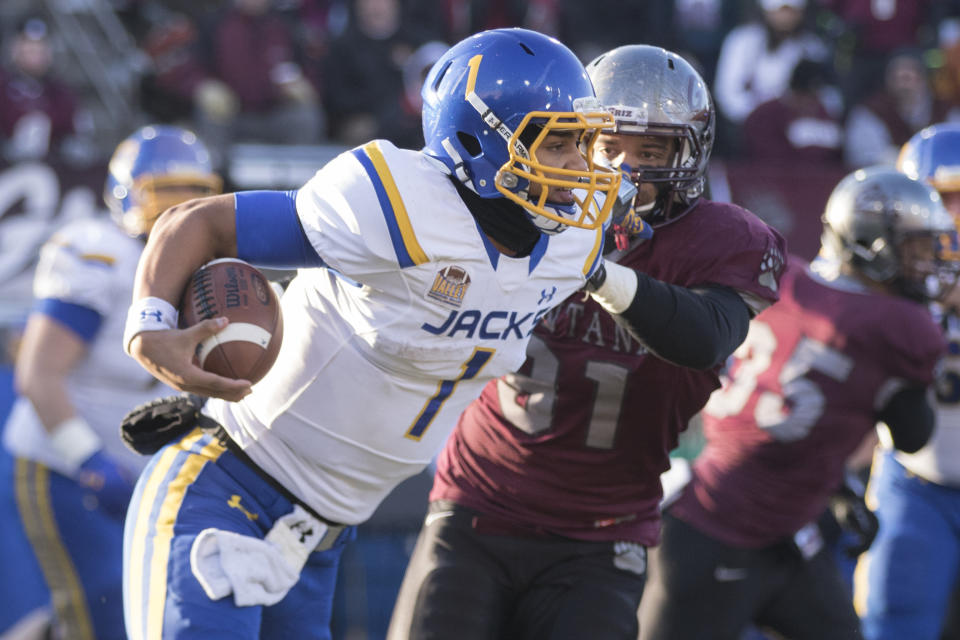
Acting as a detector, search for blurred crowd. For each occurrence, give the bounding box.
[3,0,960,171]
[3,4,960,638]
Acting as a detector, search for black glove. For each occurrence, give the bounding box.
[828,472,879,558]
[120,393,214,455]
[583,262,607,293]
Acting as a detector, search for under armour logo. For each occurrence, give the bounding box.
[227,494,258,521]
[140,309,163,322]
[289,520,314,544]
[538,287,558,305]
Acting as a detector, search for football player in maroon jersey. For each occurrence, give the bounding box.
[638,166,959,640]
[386,45,786,640]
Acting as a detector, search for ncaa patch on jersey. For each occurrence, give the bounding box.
[427,265,471,308]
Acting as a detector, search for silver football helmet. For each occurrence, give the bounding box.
[821,166,960,301]
[586,44,715,225]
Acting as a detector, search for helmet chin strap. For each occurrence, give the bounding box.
[634,200,656,213]
[450,177,541,256]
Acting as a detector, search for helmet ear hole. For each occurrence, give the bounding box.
[457,132,482,157]
[430,60,452,93]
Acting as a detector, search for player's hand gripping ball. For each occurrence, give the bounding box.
[179,258,283,383]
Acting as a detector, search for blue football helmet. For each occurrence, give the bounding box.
[898,122,960,194]
[104,125,222,237]
[421,28,621,235]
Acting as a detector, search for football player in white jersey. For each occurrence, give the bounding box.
[118,28,666,640]
[0,125,221,639]
[856,122,960,640]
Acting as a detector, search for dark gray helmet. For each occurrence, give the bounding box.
[821,166,960,301]
[586,45,715,224]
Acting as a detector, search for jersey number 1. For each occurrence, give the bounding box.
[405,347,495,440]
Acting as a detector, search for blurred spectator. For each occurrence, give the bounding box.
[933,16,960,108]
[0,17,83,162]
[558,2,664,63]
[418,0,560,45]
[818,0,937,108]
[293,0,348,110]
[843,50,960,168]
[199,0,324,163]
[138,13,213,124]
[669,0,743,88]
[714,0,829,154]
[323,0,419,146]
[743,58,843,165]
[376,40,447,150]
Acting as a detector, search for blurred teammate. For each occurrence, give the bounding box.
[0,125,220,639]
[639,167,958,640]
[385,45,786,640]
[855,122,960,640]
[117,29,672,639]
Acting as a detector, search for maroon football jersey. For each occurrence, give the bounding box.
[431,200,786,544]
[671,258,946,548]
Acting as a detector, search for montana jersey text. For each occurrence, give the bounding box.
[433,200,785,544]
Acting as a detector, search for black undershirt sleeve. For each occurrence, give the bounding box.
[613,272,753,370]
[876,386,934,453]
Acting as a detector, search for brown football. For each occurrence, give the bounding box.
[179,258,283,383]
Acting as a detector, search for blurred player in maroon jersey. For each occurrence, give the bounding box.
[386,45,786,640]
[638,166,960,640]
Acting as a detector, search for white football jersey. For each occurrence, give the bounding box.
[897,310,960,486]
[3,218,172,475]
[205,140,604,523]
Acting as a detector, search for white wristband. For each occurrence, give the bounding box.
[123,296,179,355]
[265,505,328,572]
[589,262,639,314]
[49,416,102,473]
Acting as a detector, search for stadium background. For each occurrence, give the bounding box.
[1,0,957,637]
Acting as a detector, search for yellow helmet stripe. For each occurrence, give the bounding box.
[465,54,482,98]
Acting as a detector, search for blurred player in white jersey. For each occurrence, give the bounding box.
[855,122,960,640]
[0,125,220,639]
[116,27,673,640]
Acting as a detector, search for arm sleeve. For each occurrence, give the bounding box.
[713,27,756,124]
[876,386,934,453]
[235,190,325,269]
[614,273,752,370]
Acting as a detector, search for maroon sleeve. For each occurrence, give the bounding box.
[871,298,945,386]
[632,200,787,309]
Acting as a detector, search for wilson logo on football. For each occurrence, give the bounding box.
[427,265,471,308]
